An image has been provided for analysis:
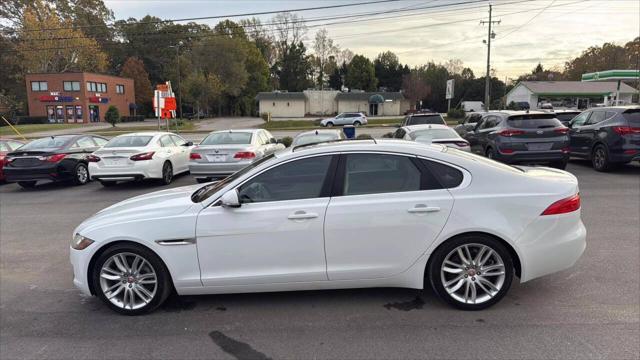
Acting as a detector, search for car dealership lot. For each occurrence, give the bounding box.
[0,161,638,359]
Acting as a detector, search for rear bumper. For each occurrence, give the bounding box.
[517,210,586,282]
[89,161,161,180]
[608,148,640,163]
[495,151,569,164]
[188,161,250,179]
[3,164,74,182]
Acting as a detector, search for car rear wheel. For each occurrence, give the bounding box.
[73,163,89,185]
[92,243,172,315]
[160,162,173,185]
[428,235,514,310]
[325,122,334,127]
[485,147,495,159]
[17,181,37,189]
[353,121,361,127]
[592,145,611,172]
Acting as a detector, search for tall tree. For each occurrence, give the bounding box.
[312,29,337,89]
[345,54,377,91]
[181,71,223,118]
[120,57,153,113]
[275,42,313,92]
[374,51,404,91]
[402,69,430,110]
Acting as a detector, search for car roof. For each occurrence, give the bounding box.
[296,129,342,137]
[489,110,550,116]
[408,112,440,116]
[209,129,262,134]
[552,109,581,113]
[279,139,451,159]
[114,132,171,137]
[404,124,452,132]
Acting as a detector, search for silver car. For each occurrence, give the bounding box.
[320,112,368,127]
[291,129,345,147]
[392,124,471,151]
[189,129,285,182]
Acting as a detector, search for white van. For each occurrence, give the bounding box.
[461,101,484,112]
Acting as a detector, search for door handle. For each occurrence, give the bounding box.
[287,211,318,220]
[408,205,440,213]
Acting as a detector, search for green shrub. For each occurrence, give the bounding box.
[356,134,373,140]
[279,136,293,147]
[446,108,466,119]
[260,112,270,121]
[104,106,120,127]
[381,132,394,138]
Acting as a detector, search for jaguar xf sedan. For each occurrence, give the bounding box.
[70,140,586,315]
[87,132,193,186]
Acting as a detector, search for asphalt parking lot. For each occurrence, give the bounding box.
[0,160,638,360]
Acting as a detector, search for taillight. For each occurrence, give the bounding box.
[499,148,514,154]
[561,147,570,153]
[234,151,256,159]
[129,151,155,161]
[190,152,202,160]
[46,153,67,163]
[498,129,525,137]
[86,154,101,162]
[541,194,581,216]
[554,127,569,135]
[613,126,640,135]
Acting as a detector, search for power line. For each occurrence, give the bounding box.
[496,0,560,40]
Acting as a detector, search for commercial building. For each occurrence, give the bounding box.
[25,72,135,123]
[506,81,637,109]
[256,90,410,118]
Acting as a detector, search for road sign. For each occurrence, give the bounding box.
[446,79,455,100]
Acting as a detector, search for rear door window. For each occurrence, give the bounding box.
[93,137,108,147]
[72,137,96,149]
[160,135,175,147]
[420,159,464,188]
[570,112,590,127]
[586,111,607,125]
[341,154,423,196]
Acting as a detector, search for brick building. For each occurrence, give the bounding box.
[25,72,135,123]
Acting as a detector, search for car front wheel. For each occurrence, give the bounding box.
[325,122,334,127]
[92,243,172,315]
[428,235,514,310]
[353,121,361,127]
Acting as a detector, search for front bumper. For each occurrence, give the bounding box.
[188,161,249,179]
[516,210,586,282]
[70,246,94,296]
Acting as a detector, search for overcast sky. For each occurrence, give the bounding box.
[104,0,640,80]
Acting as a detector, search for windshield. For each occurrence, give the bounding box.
[410,128,457,140]
[105,136,153,148]
[292,133,340,146]
[201,132,253,145]
[408,115,445,125]
[507,114,561,129]
[191,154,277,203]
[20,136,73,150]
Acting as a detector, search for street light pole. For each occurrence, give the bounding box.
[480,4,500,111]
[170,41,184,120]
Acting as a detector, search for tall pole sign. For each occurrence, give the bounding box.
[153,81,177,131]
[446,79,455,112]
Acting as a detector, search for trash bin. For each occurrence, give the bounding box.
[343,125,356,139]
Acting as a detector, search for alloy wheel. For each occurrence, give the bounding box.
[76,164,89,184]
[440,243,506,305]
[99,252,158,310]
[593,147,606,170]
[162,163,173,184]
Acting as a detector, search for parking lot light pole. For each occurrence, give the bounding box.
[170,41,184,120]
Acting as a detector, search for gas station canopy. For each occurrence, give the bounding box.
[582,69,640,82]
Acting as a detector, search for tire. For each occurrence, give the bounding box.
[326,122,334,128]
[353,121,362,127]
[17,181,37,189]
[428,234,514,310]
[73,163,89,185]
[550,160,568,170]
[91,243,172,315]
[100,180,117,187]
[196,178,210,184]
[591,144,612,172]
[485,147,495,159]
[160,162,173,185]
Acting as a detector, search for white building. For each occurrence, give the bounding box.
[256,90,410,118]
[506,81,637,109]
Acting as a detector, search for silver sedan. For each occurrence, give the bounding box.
[291,129,345,147]
[392,124,471,151]
[189,129,285,182]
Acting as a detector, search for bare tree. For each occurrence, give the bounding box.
[271,12,307,59]
[313,29,337,88]
[444,58,464,75]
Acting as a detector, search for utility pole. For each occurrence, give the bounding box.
[480,4,500,111]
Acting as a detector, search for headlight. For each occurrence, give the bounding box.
[71,234,94,250]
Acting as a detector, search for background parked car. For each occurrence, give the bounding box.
[393,124,470,151]
[292,129,345,147]
[3,134,108,188]
[189,129,284,183]
[461,101,484,112]
[552,109,582,126]
[0,139,25,182]
[462,111,570,169]
[88,132,193,186]
[401,113,446,127]
[320,112,367,127]
[568,106,640,171]
[454,112,483,136]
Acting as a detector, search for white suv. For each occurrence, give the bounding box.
[320,112,368,127]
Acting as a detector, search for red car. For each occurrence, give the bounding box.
[0,139,26,181]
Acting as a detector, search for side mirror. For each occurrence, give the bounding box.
[220,189,241,208]
[269,138,277,144]
[184,141,194,146]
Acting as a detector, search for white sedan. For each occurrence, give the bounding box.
[71,140,586,315]
[393,124,471,151]
[88,132,193,186]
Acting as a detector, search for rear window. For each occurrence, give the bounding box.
[507,114,561,129]
[201,132,252,145]
[623,109,640,125]
[20,136,73,150]
[105,136,153,148]
[408,115,445,125]
[410,128,457,140]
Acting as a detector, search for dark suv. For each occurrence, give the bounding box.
[463,111,570,168]
[568,106,640,171]
[401,113,446,126]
